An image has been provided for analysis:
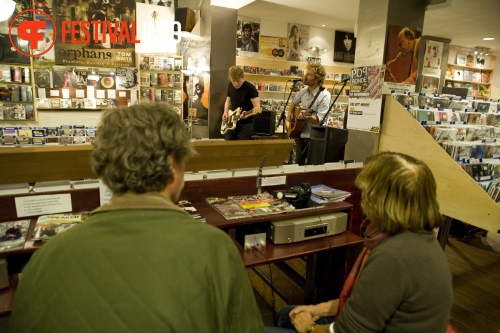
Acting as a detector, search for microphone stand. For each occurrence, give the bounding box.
[321,79,349,127]
[277,80,299,139]
[300,79,349,164]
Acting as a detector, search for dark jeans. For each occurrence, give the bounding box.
[295,137,310,165]
[265,305,334,332]
[225,121,254,140]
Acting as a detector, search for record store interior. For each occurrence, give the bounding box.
[0,0,499,332]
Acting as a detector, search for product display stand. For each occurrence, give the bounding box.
[379,97,500,239]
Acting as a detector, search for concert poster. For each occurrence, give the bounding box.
[383,24,421,94]
[346,65,385,133]
[53,0,137,67]
[422,39,443,77]
[182,39,211,121]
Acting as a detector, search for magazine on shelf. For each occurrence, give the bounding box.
[0,219,31,253]
[32,212,91,241]
[206,192,295,220]
[310,184,351,204]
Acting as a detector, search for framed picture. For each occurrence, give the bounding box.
[456,53,466,66]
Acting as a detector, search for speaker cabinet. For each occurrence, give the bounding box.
[308,126,348,165]
[175,8,196,32]
[253,110,276,136]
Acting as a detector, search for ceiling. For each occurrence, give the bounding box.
[181,0,500,56]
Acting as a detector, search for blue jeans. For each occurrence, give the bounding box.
[265,305,334,333]
[225,121,254,140]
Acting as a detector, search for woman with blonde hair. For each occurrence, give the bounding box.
[269,152,453,333]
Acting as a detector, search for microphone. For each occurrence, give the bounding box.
[341,75,350,83]
[289,78,303,83]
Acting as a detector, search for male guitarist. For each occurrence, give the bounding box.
[287,62,331,165]
[222,66,260,140]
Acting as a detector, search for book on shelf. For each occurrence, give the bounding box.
[139,56,149,70]
[481,71,490,83]
[158,73,169,87]
[0,66,11,82]
[32,212,91,241]
[206,192,295,220]
[463,69,473,82]
[453,69,463,81]
[150,72,158,87]
[310,184,351,204]
[176,200,206,223]
[0,219,31,253]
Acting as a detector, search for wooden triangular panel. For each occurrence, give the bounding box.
[379,96,499,232]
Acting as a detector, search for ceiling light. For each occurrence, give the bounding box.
[0,0,15,22]
[321,24,325,27]
[210,0,255,9]
[483,37,495,41]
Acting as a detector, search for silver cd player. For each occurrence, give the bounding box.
[266,212,348,244]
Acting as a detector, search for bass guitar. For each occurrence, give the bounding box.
[220,107,262,135]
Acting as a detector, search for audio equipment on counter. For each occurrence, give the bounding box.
[273,183,311,208]
[266,211,348,244]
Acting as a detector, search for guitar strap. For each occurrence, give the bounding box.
[306,85,324,112]
[239,83,248,110]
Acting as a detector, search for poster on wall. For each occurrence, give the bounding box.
[135,2,177,55]
[422,40,443,77]
[286,23,309,62]
[347,65,385,133]
[334,30,355,63]
[383,25,421,94]
[0,0,32,64]
[53,0,137,67]
[259,36,287,59]
[236,18,260,57]
[182,39,211,123]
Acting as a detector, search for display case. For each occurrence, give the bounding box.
[444,47,496,99]
[0,63,35,121]
[137,53,183,116]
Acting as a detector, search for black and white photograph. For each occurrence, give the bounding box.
[237,19,260,53]
[334,30,356,63]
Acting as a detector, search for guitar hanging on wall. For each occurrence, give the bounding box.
[220,107,262,135]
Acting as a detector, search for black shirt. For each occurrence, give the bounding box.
[227,81,259,124]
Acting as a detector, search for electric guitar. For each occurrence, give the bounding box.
[220,107,262,135]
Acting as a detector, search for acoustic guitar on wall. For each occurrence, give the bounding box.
[220,107,262,135]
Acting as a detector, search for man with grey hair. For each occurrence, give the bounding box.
[10,103,265,333]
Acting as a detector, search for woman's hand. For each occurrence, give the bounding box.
[291,310,315,333]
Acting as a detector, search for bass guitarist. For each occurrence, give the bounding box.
[287,62,331,165]
[222,66,260,140]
